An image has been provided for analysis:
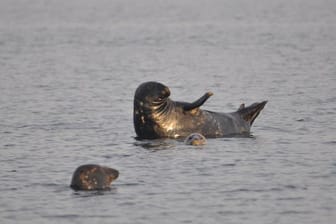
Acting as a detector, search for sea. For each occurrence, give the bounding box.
[1,0,335,223]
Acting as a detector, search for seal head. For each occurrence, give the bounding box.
[133,82,172,139]
[70,164,119,191]
[184,133,207,145]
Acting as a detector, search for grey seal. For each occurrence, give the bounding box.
[133,81,267,139]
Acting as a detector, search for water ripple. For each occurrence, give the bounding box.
[1,1,335,223]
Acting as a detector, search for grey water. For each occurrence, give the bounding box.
[1,0,336,223]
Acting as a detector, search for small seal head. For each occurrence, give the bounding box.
[184,133,207,146]
[70,164,119,191]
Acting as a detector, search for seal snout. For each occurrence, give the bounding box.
[104,167,119,180]
[162,86,170,98]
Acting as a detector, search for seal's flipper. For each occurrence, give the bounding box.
[238,103,245,110]
[183,92,213,111]
[237,101,267,126]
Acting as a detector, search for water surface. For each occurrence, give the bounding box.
[1,0,336,223]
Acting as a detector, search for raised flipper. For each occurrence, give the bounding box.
[237,101,267,126]
[183,92,213,111]
[238,103,245,110]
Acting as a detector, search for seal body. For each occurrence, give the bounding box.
[185,133,207,145]
[133,81,267,139]
[70,164,119,191]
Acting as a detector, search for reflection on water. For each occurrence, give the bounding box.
[72,187,118,197]
[134,139,178,151]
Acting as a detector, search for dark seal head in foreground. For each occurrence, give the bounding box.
[133,81,267,139]
[70,164,119,191]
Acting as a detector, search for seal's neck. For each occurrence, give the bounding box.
[149,99,179,138]
[134,98,178,138]
[151,99,173,121]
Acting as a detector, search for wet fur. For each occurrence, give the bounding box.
[134,82,267,139]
